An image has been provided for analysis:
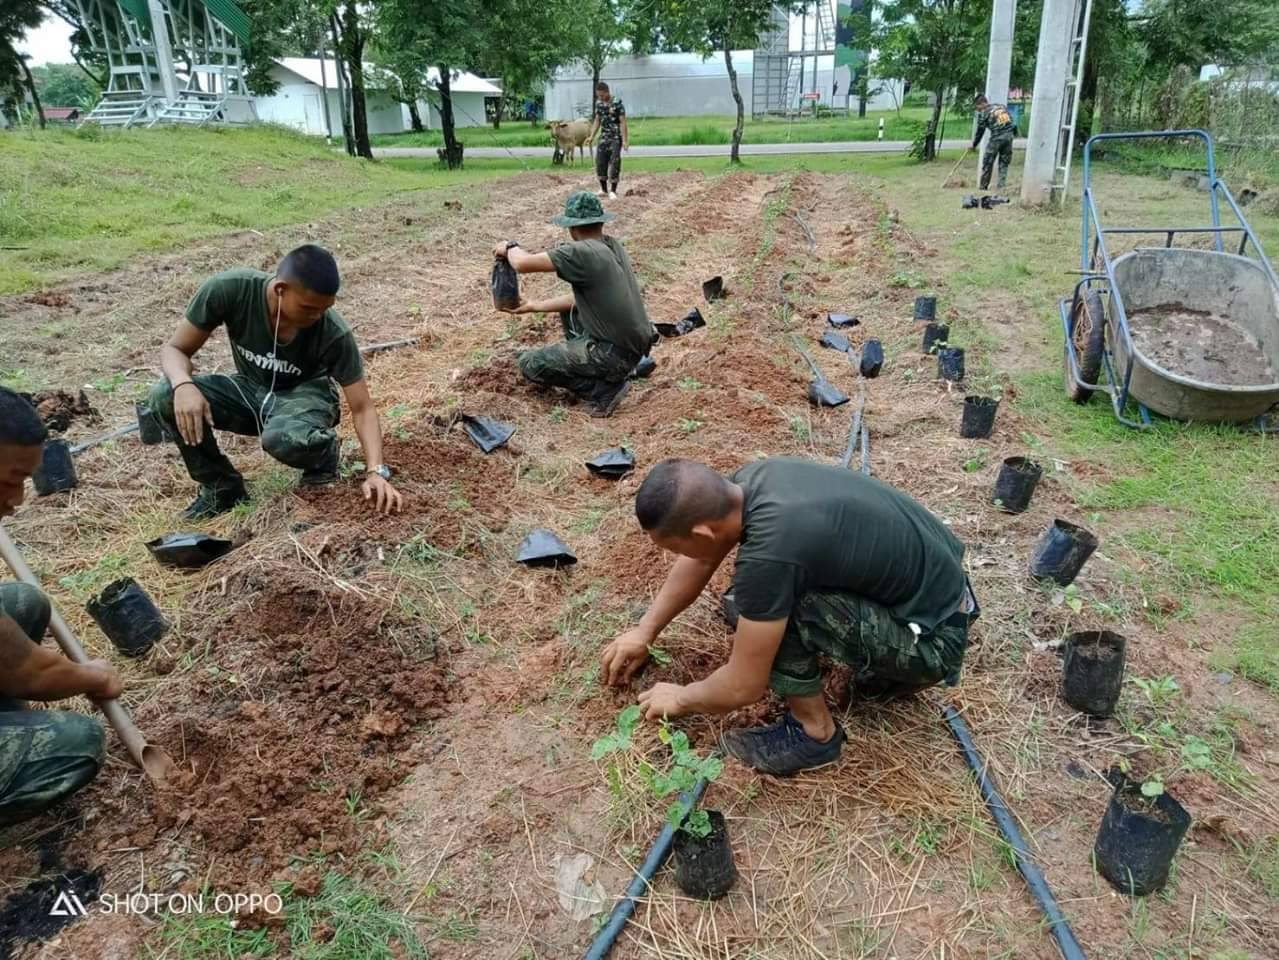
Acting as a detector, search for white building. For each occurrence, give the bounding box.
[416,68,503,130]
[252,58,501,137]
[544,51,901,121]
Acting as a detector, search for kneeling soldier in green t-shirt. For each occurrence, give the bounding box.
[600,457,979,775]
[493,192,657,419]
[149,245,402,519]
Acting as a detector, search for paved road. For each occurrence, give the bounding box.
[374,139,1028,160]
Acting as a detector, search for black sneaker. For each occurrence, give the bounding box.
[629,356,657,380]
[299,445,340,486]
[718,712,846,776]
[589,380,630,418]
[181,483,249,521]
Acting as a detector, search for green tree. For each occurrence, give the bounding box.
[579,0,626,98]
[371,0,480,168]
[472,0,582,128]
[874,0,987,156]
[1135,0,1279,74]
[31,62,98,107]
[653,0,805,163]
[0,0,46,128]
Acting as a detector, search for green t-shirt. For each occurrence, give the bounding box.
[185,268,364,391]
[547,237,655,359]
[729,458,967,631]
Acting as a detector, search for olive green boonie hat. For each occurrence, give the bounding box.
[552,191,616,227]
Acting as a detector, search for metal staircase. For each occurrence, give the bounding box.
[752,2,838,117]
[752,5,791,117]
[75,0,166,126]
[1051,0,1094,204]
[78,0,256,128]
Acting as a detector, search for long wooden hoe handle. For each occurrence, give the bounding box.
[0,525,175,782]
[942,148,971,188]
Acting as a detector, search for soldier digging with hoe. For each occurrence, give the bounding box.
[0,388,122,824]
[972,94,1017,192]
[149,245,403,519]
[493,192,657,418]
[600,457,979,775]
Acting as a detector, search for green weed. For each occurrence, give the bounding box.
[677,418,703,435]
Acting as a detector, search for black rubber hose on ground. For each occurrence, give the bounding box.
[942,705,1088,960]
[582,777,711,960]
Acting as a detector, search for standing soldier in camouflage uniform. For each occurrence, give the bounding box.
[587,82,628,200]
[493,192,657,418]
[972,94,1017,191]
[600,457,979,775]
[149,245,403,520]
[0,388,122,826]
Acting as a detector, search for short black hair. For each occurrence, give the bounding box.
[596,81,610,93]
[974,93,988,105]
[635,459,733,536]
[277,244,341,296]
[0,388,47,446]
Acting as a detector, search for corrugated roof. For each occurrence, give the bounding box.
[203,0,251,44]
[117,0,150,28]
[272,59,501,95]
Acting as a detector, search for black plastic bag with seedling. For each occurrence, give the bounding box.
[490,250,521,311]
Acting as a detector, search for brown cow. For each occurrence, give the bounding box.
[546,119,593,166]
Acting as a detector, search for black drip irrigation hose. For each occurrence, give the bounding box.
[943,705,1087,960]
[68,337,422,457]
[582,777,711,960]
[840,391,866,469]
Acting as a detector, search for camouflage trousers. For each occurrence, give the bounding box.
[769,589,971,698]
[0,583,106,828]
[148,374,340,494]
[596,138,623,189]
[981,134,1014,190]
[518,307,640,396]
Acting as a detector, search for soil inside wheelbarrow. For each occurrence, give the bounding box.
[1128,302,1277,386]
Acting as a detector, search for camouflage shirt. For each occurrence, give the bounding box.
[975,103,1017,142]
[594,98,626,144]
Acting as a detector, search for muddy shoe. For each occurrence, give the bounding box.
[299,467,339,487]
[181,483,249,521]
[718,712,846,776]
[589,380,630,418]
[629,356,657,380]
[299,445,340,486]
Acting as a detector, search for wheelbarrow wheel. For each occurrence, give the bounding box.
[1064,289,1106,404]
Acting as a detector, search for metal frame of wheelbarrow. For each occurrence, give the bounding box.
[1061,129,1279,430]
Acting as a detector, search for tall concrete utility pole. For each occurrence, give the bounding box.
[976,0,1016,180]
[1021,0,1075,204]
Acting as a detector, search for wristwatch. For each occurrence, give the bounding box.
[369,464,392,481]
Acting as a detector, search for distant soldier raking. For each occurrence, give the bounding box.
[149,245,403,519]
[494,192,657,418]
[588,81,629,200]
[972,94,1017,191]
[0,388,122,825]
[601,457,979,775]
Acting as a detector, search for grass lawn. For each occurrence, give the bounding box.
[370,106,936,148]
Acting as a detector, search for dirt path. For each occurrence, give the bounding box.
[3,167,1277,960]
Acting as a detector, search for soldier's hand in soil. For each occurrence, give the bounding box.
[84,658,124,701]
[601,628,652,686]
[638,682,686,721]
[173,381,213,446]
[502,300,537,315]
[362,474,402,515]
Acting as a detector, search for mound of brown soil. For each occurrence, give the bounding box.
[92,577,450,887]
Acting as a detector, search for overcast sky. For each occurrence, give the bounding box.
[19,17,75,66]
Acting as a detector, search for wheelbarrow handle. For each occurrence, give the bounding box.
[0,526,175,782]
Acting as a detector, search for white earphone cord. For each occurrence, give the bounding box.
[228,291,282,435]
